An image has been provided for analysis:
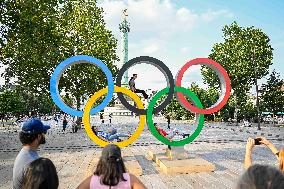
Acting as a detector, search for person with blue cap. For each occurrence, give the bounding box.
[13,118,50,189]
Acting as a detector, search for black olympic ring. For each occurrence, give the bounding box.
[116,56,175,115]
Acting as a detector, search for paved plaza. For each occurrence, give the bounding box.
[0,116,283,189]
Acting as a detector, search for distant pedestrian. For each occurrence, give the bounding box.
[109,113,112,124]
[62,117,67,132]
[166,115,171,129]
[23,158,58,189]
[13,118,50,189]
[100,112,104,124]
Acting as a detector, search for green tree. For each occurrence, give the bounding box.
[202,22,273,129]
[189,83,219,121]
[260,70,284,124]
[240,101,257,121]
[161,83,219,121]
[0,0,61,92]
[57,0,119,111]
[0,89,24,125]
[0,0,119,117]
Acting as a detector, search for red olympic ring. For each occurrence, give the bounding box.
[175,58,231,114]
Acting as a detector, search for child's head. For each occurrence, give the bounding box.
[92,126,98,132]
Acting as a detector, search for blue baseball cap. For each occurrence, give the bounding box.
[21,118,50,134]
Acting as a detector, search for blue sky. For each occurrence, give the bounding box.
[98,0,284,91]
[1,0,283,92]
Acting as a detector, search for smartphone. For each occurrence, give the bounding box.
[254,138,261,145]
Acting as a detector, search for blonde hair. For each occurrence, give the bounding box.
[279,147,284,172]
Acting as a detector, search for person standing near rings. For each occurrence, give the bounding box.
[129,74,148,99]
[62,116,68,132]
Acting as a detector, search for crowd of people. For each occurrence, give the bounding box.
[12,118,146,189]
[11,118,284,189]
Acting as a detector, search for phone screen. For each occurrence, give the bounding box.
[254,138,261,145]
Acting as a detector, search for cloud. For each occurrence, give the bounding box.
[175,64,209,89]
[176,7,198,24]
[99,0,199,38]
[201,9,234,22]
[181,47,190,54]
[143,44,159,54]
[98,0,234,90]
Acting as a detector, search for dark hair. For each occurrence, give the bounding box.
[94,146,127,187]
[236,164,284,189]
[133,74,137,76]
[19,132,39,145]
[91,126,98,135]
[23,158,59,189]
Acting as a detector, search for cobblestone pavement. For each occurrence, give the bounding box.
[0,116,283,189]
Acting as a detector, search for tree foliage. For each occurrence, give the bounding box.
[0,89,24,118]
[202,21,273,122]
[162,83,219,120]
[260,70,284,114]
[0,0,119,114]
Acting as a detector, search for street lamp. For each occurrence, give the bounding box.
[253,49,261,130]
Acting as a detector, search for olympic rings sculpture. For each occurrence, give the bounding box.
[50,55,231,148]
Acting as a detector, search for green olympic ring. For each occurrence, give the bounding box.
[147,86,204,146]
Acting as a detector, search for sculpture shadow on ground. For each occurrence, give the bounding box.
[135,155,159,175]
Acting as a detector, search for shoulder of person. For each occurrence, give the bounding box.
[129,173,139,183]
[129,174,147,189]
[76,175,92,189]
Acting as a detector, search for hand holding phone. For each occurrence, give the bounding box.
[254,138,262,145]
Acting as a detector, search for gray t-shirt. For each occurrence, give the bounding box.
[129,79,136,91]
[13,147,39,189]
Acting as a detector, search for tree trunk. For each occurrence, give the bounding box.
[255,78,261,130]
[76,95,82,130]
[76,95,81,111]
[234,93,238,126]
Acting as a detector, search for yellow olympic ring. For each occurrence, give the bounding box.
[83,86,146,148]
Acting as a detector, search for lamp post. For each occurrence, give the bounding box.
[253,49,261,130]
[119,9,130,86]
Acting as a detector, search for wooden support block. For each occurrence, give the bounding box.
[125,159,142,176]
[158,157,215,175]
[147,149,168,166]
[147,150,155,160]
[166,146,187,160]
[148,150,215,175]
[153,153,168,166]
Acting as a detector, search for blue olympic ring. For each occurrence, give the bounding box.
[50,55,114,117]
